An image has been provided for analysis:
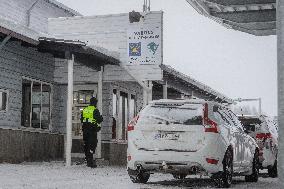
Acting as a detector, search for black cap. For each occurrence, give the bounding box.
[90,97,98,106]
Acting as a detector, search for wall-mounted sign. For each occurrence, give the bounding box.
[127,26,162,65]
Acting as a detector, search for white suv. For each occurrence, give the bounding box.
[127,99,259,188]
[238,115,278,177]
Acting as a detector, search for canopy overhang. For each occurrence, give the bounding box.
[186,0,276,36]
[38,37,120,69]
[160,64,233,104]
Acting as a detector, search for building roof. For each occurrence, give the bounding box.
[186,0,276,36]
[0,15,119,68]
[44,0,82,16]
[161,64,233,104]
[38,37,120,68]
[0,15,41,45]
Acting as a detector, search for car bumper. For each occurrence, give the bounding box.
[127,138,225,176]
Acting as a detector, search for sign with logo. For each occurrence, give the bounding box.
[127,26,162,65]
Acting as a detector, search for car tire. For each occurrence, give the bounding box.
[213,149,233,188]
[173,174,187,179]
[128,168,150,183]
[268,159,278,178]
[245,150,259,182]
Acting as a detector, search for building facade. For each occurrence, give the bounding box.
[0,0,232,165]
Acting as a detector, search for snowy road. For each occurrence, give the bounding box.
[0,162,280,189]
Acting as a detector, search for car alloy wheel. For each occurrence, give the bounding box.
[128,168,150,183]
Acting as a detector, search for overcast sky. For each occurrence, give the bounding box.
[57,0,277,116]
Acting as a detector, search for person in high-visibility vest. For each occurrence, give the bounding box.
[81,97,103,168]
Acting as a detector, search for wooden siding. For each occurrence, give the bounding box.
[0,41,55,129]
[0,0,75,33]
[0,128,64,163]
[49,12,163,82]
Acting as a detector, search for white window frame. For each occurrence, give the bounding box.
[0,89,9,112]
[21,76,53,131]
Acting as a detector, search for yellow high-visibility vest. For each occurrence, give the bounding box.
[82,106,97,124]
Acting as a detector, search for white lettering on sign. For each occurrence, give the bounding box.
[127,26,162,65]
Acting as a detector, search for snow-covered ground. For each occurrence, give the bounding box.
[0,162,280,189]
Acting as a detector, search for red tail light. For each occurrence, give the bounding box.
[127,116,139,132]
[203,103,219,133]
[206,158,219,165]
[256,133,272,139]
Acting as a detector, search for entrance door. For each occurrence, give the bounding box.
[71,84,98,158]
[72,85,98,139]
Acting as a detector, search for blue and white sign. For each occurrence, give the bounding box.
[127,26,162,65]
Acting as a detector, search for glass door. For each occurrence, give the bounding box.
[72,85,98,139]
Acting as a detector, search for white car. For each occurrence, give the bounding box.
[127,99,259,188]
[238,115,278,177]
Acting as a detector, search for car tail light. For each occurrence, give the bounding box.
[203,103,219,133]
[256,133,272,139]
[127,116,139,131]
[206,158,219,165]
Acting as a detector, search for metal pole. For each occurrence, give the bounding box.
[277,0,284,186]
[259,98,262,115]
[65,53,74,167]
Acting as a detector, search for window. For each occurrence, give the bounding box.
[214,111,229,125]
[139,104,203,125]
[21,78,52,130]
[0,90,8,111]
[73,90,94,104]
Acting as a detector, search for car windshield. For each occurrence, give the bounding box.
[139,104,203,125]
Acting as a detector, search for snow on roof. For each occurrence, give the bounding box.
[38,37,120,65]
[160,64,233,104]
[45,0,82,16]
[0,15,56,44]
[0,15,40,44]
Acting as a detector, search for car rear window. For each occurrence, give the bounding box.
[239,117,261,132]
[139,104,203,125]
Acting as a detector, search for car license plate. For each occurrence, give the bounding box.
[154,132,180,140]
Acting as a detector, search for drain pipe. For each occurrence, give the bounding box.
[27,0,40,27]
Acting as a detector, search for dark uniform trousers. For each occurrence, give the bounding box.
[82,122,99,166]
